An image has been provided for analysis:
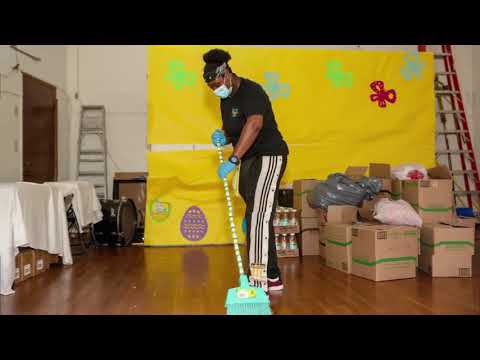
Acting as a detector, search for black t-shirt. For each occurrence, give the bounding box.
[220,77,289,160]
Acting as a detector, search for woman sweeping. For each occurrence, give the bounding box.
[203,49,289,292]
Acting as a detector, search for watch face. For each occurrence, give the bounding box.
[230,156,239,164]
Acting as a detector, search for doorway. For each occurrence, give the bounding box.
[22,72,58,183]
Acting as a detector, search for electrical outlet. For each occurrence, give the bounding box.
[14,139,18,153]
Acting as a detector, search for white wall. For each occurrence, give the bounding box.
[63,45,479,197]
[66,45,147,196]
[0,45,70,182]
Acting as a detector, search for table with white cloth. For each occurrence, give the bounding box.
[45,181,103,231]
[0,184,27,296]
[0,181,102,296]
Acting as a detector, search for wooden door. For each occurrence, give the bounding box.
[23,72,57,183]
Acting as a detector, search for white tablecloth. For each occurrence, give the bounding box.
[46,181,103,230]
[0,182,74,296]
[0,184,27,295]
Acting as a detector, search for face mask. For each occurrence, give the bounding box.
[213,73,232,99]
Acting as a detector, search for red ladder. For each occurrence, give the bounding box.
[419,45,480,212]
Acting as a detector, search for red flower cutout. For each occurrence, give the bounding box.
[370,81,397,108]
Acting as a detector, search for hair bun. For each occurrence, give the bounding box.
[203,49,232,64]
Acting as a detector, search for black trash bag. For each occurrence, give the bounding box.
[307,173,383,210]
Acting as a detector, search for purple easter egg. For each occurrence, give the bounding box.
[180,206,208,241]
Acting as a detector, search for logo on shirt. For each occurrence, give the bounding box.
[232,108,240,118]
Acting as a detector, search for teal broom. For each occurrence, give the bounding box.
[216,144,272,316]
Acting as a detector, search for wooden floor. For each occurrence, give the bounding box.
[1,246,480,315]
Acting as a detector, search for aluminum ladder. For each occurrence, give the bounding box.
[419,45,480,213]
[77,106,108,199]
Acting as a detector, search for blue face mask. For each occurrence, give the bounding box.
[213,74,233,99]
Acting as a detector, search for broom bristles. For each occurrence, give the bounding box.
[225,284,272,315]
[227,304,272,315]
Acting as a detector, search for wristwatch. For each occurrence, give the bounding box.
[229,155,240,165]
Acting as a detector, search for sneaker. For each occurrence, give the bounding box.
[267,277,284,291]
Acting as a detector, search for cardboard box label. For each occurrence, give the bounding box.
[23,264,32,276]
[37,259,44,271]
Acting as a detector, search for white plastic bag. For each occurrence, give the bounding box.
[392,164,428,180]
[373,198,423,227]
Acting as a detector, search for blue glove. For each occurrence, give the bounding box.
[218,160,236,179]
[242,217,247,234]
[211,129,227,146]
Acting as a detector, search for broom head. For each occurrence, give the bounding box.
[225,275,272,315]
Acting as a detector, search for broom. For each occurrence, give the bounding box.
[216,144,272,316]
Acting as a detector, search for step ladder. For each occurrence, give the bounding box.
[419,45,480,213]
[77,106,108,200]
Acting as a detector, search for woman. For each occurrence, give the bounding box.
[203,49,289,292]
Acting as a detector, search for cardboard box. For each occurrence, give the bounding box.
[20,248,35,280]
[418,252,472,277]
[315,208,327,226]
[318,225,326,258]
[325,224,353,274]
[300,217,319,232]
[293,179,322,218]
[319,241,326,260]
[327,205,358,224]
[451,216,478,228]
[299,217,320,256]
[358,198,378,222]
[420,223,475,256]
[15,254,23,284]
[48,254,60,265]
[351,224,418,282]
[346,163,392,193]
[33,250,49,275]
[392,165,453,224]
[345,166,369,180]
[300,233,320,256]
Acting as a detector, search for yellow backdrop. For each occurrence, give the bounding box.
[148,46,435,158]
[146,46,436,246]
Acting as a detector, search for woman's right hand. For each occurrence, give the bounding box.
[211,129,227,146]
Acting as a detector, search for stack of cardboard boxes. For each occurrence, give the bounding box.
[392,165,476,277]
[14,248,60,285]
[323,206,357,274]
[293,179,324,257]
[293,163,478,281]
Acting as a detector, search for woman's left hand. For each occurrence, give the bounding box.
[217,161,236,179]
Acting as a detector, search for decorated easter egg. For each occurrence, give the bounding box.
[150,198,171,223]
[180,206,208,241]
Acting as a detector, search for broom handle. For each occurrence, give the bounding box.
[216,144,245,276]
